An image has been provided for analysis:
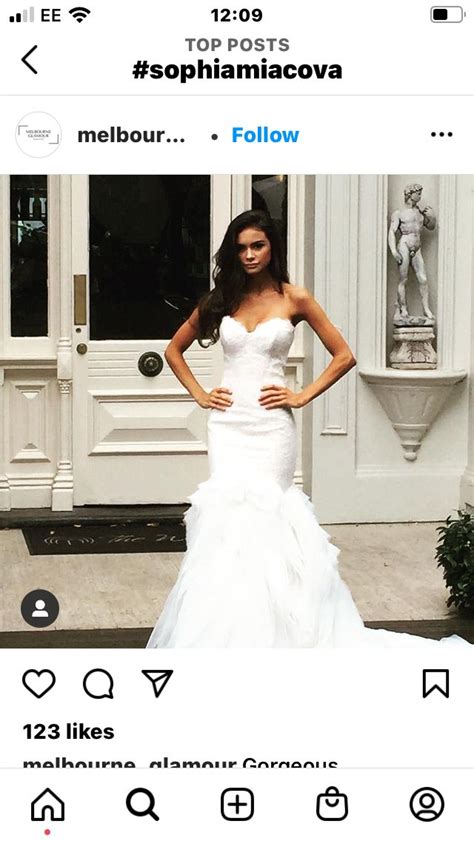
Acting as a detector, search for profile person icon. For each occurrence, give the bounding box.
[21,589,59,629]
[410,787,444,821]
[31,599,49,618]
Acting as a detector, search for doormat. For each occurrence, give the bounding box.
[22,521,186,555]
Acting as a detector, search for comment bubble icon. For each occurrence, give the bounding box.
[83,668,114,700]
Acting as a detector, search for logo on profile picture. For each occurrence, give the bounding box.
[16,112,62,158]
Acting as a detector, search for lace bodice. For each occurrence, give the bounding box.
[218,316,295,408]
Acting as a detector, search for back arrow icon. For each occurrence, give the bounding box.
[22,45,38,74]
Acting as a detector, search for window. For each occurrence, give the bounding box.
[89,175,211,340]
[251,175,288,260]
[10,175,48,337]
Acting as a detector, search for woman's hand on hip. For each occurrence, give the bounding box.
[198,387,233,410]
[259,385,304,409]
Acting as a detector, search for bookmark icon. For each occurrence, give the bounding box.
[422,669,449,698]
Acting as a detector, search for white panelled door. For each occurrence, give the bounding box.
[72,175,231,504]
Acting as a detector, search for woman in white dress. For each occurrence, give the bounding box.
[147,210,468,648]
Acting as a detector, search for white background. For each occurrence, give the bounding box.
[1,649,472,769]
[0,0,473,95]
[1,649,473,836]
[1,2,474,837]
[1,95,472,173]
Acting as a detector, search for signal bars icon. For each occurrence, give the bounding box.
[9,6,34,22]
[9,5,92,22]
[69,6,91,22]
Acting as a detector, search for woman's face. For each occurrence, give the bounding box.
[236,227,272,275]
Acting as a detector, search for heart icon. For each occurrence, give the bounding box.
[22,669,56,698]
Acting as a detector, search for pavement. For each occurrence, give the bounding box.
[0,521,459,640]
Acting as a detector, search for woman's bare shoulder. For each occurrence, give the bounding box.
[187,306,200,330]
[285,283,314,324]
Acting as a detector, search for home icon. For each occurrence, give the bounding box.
[31,788,65,821]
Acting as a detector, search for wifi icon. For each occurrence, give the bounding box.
[69,6,91,22]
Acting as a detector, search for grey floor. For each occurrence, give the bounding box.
[0,521,455,634]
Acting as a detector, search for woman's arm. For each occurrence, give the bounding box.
[294,286,356,407]
[164,308,208,406]
[164,308,233,411]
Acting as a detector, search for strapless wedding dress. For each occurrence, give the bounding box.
[147,316,469,648]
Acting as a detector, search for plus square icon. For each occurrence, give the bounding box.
[221,788,254,821]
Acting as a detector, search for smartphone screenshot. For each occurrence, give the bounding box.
[0,0,473,837]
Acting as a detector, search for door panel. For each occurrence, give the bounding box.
[72,175,230,505]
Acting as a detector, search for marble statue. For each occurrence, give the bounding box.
[388,184,436,326]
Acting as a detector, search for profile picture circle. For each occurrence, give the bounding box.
[16,111,62,158]
[409,787,444,821]
[21,589,60,628]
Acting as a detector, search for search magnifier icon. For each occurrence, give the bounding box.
[126,788,160,821]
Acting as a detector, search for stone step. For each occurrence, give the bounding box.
[1,620,473,648]
[0,505,188,529]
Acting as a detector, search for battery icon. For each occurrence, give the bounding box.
[431,6,465,21]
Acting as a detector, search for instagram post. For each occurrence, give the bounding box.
[0,172,472,649]
[1,0,474,837]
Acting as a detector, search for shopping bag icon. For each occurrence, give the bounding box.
[316,786,348,821]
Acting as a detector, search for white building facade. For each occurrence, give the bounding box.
[0,174,472,522]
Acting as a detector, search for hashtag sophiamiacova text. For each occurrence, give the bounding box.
[131,58,342,83]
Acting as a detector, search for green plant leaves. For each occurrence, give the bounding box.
[436,509,474,610]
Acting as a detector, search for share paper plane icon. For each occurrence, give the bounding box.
[142,670,173,698]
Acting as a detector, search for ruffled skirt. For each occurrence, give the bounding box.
[146,474,469,648]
